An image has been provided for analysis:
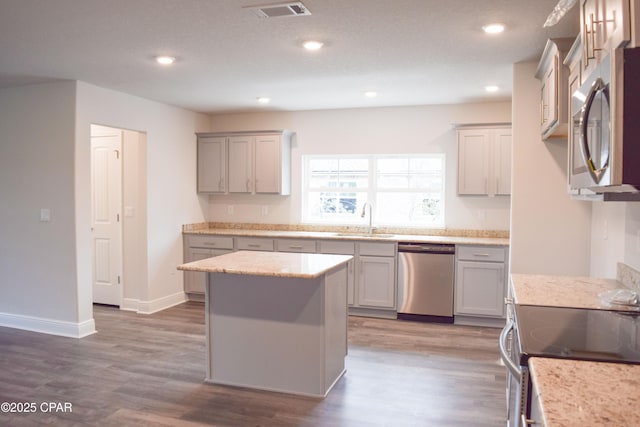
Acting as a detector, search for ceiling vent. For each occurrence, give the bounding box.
[247,2,311,18]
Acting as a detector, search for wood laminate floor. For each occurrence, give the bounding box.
[0,302,506,426]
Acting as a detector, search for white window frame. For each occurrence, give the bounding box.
[302,154,445,228]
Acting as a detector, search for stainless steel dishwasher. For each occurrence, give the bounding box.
[396,242,455,323]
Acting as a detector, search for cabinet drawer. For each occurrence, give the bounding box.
[358,242,396,257]
[187,234,234,250]
[457,245,506,262]
[237,237,274,251]
[275,238,317,253]
[318,240,355,255]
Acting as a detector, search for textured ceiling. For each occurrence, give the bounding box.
[0,0,579,113]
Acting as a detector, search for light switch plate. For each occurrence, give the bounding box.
[40,208,51,222]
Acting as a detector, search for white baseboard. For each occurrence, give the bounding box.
[0,312,96,338]
[120,291,187,314]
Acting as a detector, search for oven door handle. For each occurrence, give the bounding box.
[499,319,522,379]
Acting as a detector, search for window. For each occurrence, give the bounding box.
[302,154,445,227]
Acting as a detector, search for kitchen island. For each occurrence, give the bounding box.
[178,250,352,398]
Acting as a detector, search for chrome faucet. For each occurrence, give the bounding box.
[361,202,373,234]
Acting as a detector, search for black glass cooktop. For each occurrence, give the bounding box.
[515,304,640,365]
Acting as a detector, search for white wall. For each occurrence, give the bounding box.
[76,82,210,317]
[0,80,210,337]
[0,81,85,335]
[591,202,640,277]
[209,103,512,231]
[510,62,592,275]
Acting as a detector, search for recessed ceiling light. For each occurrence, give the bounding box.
[303,40,324,50]
[257,97,271,104]
[482,23,505,34]
[485,85,500,92]
[364,91,377,98]
[156,56,175,65]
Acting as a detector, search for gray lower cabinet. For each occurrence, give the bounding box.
[183,235,234,294]
[236,237,274,251]
[183,234,397,317]
[318,240,356,305]
[275,238,317,253]
[454,245,508,327]
[355,242,397,312]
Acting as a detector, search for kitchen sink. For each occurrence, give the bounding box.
[333,232,395,238]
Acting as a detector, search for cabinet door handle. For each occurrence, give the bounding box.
[584,20,595,63]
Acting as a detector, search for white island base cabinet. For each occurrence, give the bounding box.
[205,265,348,398]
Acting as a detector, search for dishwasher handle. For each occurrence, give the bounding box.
[397,243,455,254]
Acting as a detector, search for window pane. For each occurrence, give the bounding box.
[377,192,443,226]
[308,158,368,189]
[303,154,444,227]
[377,158,408,173]
[306,191,364,221]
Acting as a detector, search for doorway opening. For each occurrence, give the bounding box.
[90,124,147,310]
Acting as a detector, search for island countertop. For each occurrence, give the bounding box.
[177,250,353,279]
[529,358,640,427]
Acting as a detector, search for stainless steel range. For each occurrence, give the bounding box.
[500,304,640,427]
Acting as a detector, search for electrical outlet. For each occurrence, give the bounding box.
[637,230,640,251]
[227,205,234,215]
[603,220,608,240]
[262,206,269,216]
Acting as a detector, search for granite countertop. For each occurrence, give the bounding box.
[510,273,636,311]
[182,223,510,246]
[177,250,353,279]
[512,266,640,426]
[529,358,640,427]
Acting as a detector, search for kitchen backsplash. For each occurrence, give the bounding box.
[618,263,640,291]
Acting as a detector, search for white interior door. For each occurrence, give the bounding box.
[91,130,123,306]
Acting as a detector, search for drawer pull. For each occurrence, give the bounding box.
[248,244,261,248]
[203,243,217,247]
[289,245,304,249]
[473,253,491,257]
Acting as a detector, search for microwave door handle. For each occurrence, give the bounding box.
[580,77,608,182]
[499,320,522,379]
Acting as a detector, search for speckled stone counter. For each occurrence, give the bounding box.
[182,222,510,246]
[529,358,640,427]
[510,273,630,310]
[178,250,352,278]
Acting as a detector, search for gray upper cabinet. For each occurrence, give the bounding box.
[457,125,512,196]
[197,135,227,193]
[197,130,293,195]
[535,38,574,140]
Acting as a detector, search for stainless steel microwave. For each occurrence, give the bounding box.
[569,47,640,196]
